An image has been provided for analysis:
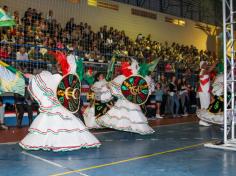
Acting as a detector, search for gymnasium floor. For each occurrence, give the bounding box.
[0,122,236,176]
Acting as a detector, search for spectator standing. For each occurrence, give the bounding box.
[160,74,168,116]
[14,93,25,128]
[168,76,180,117]
[24,82,33,125]
[46,10,54,24]
[65,17,76,34]
[0,96,8,130]
[179,78,189,116]
[155,83,164,119]
[3,5,10,16]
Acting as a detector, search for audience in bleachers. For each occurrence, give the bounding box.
[0,6,215,65]
[0,5,217,119]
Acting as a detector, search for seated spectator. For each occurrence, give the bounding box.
[3,29,16,43]
[0,46,9,59]
[16,47,28,60]
[28,47,43,61]
[42,51,55,62]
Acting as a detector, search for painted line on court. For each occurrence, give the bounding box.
[92,131,116,135]
[136,139,144,141]
[22,151,64,168]
[0,142,18,145]
[194,137,204,140]
[150,138,158,141]
[50,140,214,176]
[21,151,64,168]
[21,151,90,176]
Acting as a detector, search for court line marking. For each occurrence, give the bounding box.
[22,151,64,168]
[92,131,116,135]
[21,151,90,176]
[50,140,214,176]
[0,142,18,145]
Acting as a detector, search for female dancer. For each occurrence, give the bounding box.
[20,53,101,151]
[96,59,155,135]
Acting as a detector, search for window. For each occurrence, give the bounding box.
[165,17,186,27]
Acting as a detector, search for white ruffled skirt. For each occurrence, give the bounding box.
[96,99,154,135]
[196,109,223,125]
[83,106,103,129]
[20,112,101,152]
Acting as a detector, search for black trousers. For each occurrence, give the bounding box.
[160,94,168,115]
[15,104,33,127]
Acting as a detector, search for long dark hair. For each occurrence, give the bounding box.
[95,72,103,82]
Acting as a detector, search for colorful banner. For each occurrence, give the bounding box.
[0,8,15,27]
[0,60,25,96]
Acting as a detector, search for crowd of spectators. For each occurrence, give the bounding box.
[0,5,218,119]
[0,6,216,68]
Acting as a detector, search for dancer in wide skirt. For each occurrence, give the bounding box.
[20,53,101,151]
[96,59,156,135]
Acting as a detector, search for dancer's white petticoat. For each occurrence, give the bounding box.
[20,71,101,152]
[96,74,154,135]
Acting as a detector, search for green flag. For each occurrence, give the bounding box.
[0,8,15,27]
[106,56,116,81]
[138,58,160,77]
[0,60,25,96]
[75,58,84,81]
[148,58,159,72]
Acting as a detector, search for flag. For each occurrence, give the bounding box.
[75,58,84,81]
[148,58,159,72]
[84,68,94,85]
[106,56,116,81]
[138,58,160,77]
[0,60,25,96]
[0,8,15,27]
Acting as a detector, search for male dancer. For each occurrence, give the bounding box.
[198,60,217,126]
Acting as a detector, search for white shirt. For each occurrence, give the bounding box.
[16,52,29,60]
